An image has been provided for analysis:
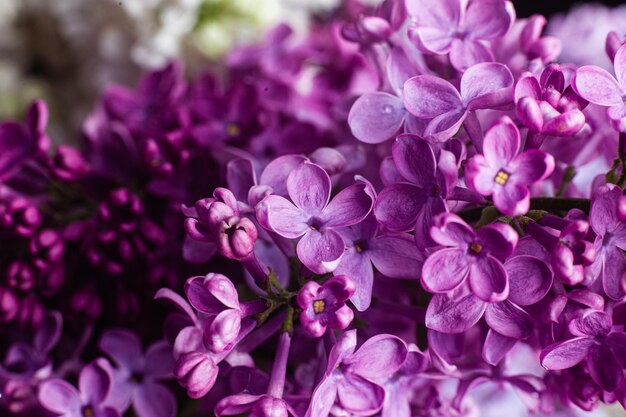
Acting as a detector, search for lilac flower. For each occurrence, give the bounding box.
[373,134,455,248]
[406,0,515,71]
[99,329,176,417]
[587,184,626,299]
[403,63,513,141]
[421,213,518,302]
[297,275,355,337]
[540,310,626,391]
[465,117,555,216]
[381,346,429,417]
[306,330,408,417]
[38,359,120,417]
[515,64,587,140]
[0,100,49,181]
[573,43,626,132]
[256,162,374,274]
[185,273,265,352]
[334,214,424,311]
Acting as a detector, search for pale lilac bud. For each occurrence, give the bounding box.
[52,145,88,181]
[0,198,41,236]
[251,397,289,417]
[0,287,19,323]
[216,216,258,260]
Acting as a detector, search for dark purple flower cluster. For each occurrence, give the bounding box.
[1,1,626,417]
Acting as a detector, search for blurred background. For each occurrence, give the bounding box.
[1,0,626,146]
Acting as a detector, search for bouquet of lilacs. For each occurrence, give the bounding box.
[1,0,625,416]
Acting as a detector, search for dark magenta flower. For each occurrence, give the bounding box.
[421,213,518,302]
[465,117,555,216]
[256,162,374,274]
[98,329,176,417]
[540,310,626,392]
[573,43,626,132]
[406,0,515,71]
[297,275,355,337]
[403,63,513,141]
[38,359,120,417]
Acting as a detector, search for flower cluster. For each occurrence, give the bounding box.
[1,1,626,417]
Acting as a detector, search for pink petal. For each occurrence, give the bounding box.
[334,249,373,311]
[133,382,177,417]
[485,301,533,339]
[297,229,345,274]
[465,154,497,195]
[322,182,374,228]
[506,256,553,306]
[259,155,307,197]
[482,116,520,167]
[449,39,494,72]
[215,393,261,416]
[287,162,331,216]
[514,73,541,101]
[410,27,455,54]
[337,374,385,414]
[38,379,81,414]
[461,63,514,105]
[510,150,555,186]
[369,234,424,279]
[482,329,517,366]
[99,329,142,371]
[613,43,626,90]
[573,66,623,106]
[345,334,408,379]
[540,337,595,370]
[144,341,175,379]
[348,92,406,144]
[305,375,338,417]
[587,345,623,392]
[476,222,518,262]
[429,212,475,247]
[374,183,426,233]
[493,183,530,217]
[403,76,462,119]
[464,0,514,40]
[79,359,112,405]
[421,248,470,293]
[423,109,467,141]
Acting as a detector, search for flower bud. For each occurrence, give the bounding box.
[216,216,258,260]
[174,351,218,399]
[251,397,289,417]
[52,145,89,181]
[0,287,19,323]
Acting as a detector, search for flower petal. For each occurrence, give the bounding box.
[99,329,142,371]
[449,39,494,72]
[426,293,487,334]
[259,155,308,197]
[215,393,261,416]
[469,255,509,302]
[204,309,241,352]
[322,182,374,228]
[485,301,533,339]
[287,162,331,215]
[391,134,436,187]
[255,195,309,239]
[345,334,408,378]
[337,374,385,414]
[573,66,624,106]
[464,0,514,40]
[540,337,595,370]
[509,150,555,185]
[334,249,374,311]
[587,345,623,392]
[374,183,426,233]
[493,183,530,217]
[144,341,175,379]
[615,44,626,89]
[297,229,345,274]
[429,213,475,247]
[506,256,553,306]
[482,116,520,167]
[305,375,338,417]
[461,63,514,105]
[133,382,177,417]
[465,154,497,196]
[568,310,612,338]
[482,329,517,366]
[403,76,462,119]
[348,92,406,144]
[369,234,424,279]
[38,379,81,415]
[421,248,470,293]
[476,222,518,262]
[80,359,112,405]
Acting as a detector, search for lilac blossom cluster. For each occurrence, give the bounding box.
[0,1,625,417]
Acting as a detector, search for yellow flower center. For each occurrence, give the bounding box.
[313,299,326,314]
[226,123,241,137]
[494,170,510,185]
[470,243,483,254]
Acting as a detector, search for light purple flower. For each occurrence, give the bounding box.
[184,273,265,353]
[98,329,176,417]
[334,214,424,311]
[403,63,513,141]
[406,0,515,71]
[38,359,120,417]
[256,162,374,274]
[465,116,555,216]
[297,275,356,337]
[381,346,429,417]
[587,184,626,299]
[573,43,626,132]
[305,330,408,417]
[540,310,626,392]
[421,213,518,302]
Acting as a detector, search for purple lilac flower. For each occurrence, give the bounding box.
[334,214,423,311]
[306,330,408,417]
[38,359,120,417]
[540,309,626,391]
[297,275,355,337]
[587,184,626,299]
[374,134,457,248]
[403,63,513,141]
[465,116,555,216]
[256,162,374,274]
[406,0,515,71]
[573,43,626,132]
[98,329,176,417]
[422,212,518,302]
